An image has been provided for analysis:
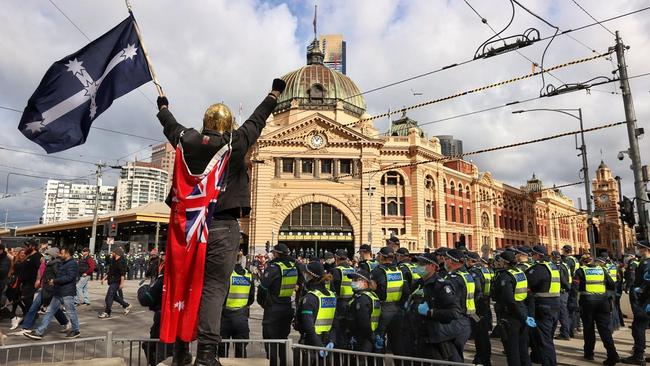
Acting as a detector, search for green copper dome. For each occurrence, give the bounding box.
[274,39,366,117]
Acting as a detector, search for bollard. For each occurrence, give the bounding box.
[106,331,113,358]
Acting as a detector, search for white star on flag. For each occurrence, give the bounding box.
[122,43,138,60]
[174,300,185,311]
[65,58,84,75]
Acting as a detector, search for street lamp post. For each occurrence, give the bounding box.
[513,108,596,256]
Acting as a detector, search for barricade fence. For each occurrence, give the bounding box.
[0,332,476,366]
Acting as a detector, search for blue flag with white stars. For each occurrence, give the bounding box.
[19,15,152,153]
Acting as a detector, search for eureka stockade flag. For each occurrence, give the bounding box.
[19,15,152,153]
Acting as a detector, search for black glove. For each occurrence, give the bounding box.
[156,96,169,111]
[272,78,286,94]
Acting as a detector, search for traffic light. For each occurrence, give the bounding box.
[108,222,118,237]
[619,196,636,228]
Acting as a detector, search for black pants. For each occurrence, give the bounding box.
[143,311,173,366]
[263,302,293,366]
[580,298,618,360]
[21,284,36,316]
[350,336,378,366]
[105,282,129,315]
[531,301,559,366]
[218,309,250,358]
[499,316,531,366]
[197,219,240,345]
[472,309,492,365]
[377,303,405,356]
[630,303,650,357]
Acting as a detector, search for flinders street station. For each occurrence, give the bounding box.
[14,38,634,258]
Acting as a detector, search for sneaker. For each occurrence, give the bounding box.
[98,312,110,319]
[9,329,30,336]
[622,356,646,365]
[24,332,43,340]
[555,335,571,341]
[59,323,71,333]
[65,331,81,339]
[38,307,46,315]
[10,317,22,330]
[603,357,621,366]
[124,304,132,316]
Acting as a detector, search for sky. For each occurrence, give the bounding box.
[1,0,649,228]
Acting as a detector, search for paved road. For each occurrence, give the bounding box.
[0,279,643,366]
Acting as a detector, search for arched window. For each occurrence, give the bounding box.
[450,181,455,195]
[308,83,325,101]
[481,212,489,228]
[458,183,463,197]
[443,179,447,193]
[381,171,405,186]
[424,175,436,219]
[466,187,471,199]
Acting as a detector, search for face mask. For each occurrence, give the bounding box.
[635,248,642,257]
[326,259,335,265]
[351,281,365,291]
[268,252,274,260]
[413,265,428,277]
[443,261,451,272]
[303,273,313,282]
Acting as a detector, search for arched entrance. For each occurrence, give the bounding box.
[278,202,354,257]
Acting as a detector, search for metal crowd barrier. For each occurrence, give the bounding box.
[0,332,476,366]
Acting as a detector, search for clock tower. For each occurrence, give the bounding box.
[592,160,623,255]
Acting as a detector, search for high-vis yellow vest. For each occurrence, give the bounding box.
[225,270,252,310]
[277,262,298,298]
[311,290,336,335]
[581,267,606,295]
[459,271,476,315]
[382,267,404,303]
[535,262,561,298]
[507,268,528,301]
[480,267,493,296]
[401,262,422,283]
[607,264,618,282]
[336,266,355,299]
[367,260,379,271]
[362,291,381,331]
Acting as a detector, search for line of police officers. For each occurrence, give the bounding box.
[213,239,650,366]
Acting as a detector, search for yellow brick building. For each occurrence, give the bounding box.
[241,39,592,256]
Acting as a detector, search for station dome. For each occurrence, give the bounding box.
[274,39,366,117]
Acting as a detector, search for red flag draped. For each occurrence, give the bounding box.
[160,143,231,342]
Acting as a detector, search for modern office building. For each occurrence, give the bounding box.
[436,135,463,157]
[151,142,175,186]
[42,180,115,224]
[320,34,346,74]
[115,162,169,211]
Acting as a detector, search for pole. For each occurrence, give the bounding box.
[125,0,164,96]
[577,109,596,256]
[89,163,106,254]
[615,31,648,241]
[154,221,160,251]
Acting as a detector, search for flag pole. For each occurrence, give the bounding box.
[125,0,164,96]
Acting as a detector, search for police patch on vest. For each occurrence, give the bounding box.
[321,297,336,308]
[231,276,249,286]
[342,268,355,275]
[387,273,403,281]
[374,300,381,308]
[514,273,526,281]
[585,268,603,275]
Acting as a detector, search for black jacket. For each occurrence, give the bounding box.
[157,95,277,218]
[53,258,78,297]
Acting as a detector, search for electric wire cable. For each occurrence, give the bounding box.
[569,0,616,36]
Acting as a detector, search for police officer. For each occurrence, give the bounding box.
[218,253,254,359]
[492,250,534,366]
[344,269,381,365]
[622,240,650,365]
[370,247,410,356]
[467,251,493,366]
[551,250,572,341]
[526,245,566,366]
[396,247,420,288]
[433,247,449,277]
[572,255,619,365]
[358,244,378,273]
[322,252,336,273]
[257,244,299,366]
[329,249,354,350]
[515,246,534,271]
[407,252,464,361]
[441,248,475,362]
[561,245,581,336]
[295,261,336,363]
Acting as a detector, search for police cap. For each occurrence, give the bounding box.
[635,240,650,250]
[358,244,372,253]
[305,261,325,278]
[446,249,465,263]
[378,246,395,257]
[498,250,518,265]
[396,247,409,256]
[415,252,438,265]
[532,245,547,256]
[347,269,371,282]
[335,249,348,259]
[272,243,290,255]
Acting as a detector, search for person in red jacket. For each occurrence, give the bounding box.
[75,248,95,306]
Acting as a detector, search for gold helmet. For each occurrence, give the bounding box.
[203,103,236,132]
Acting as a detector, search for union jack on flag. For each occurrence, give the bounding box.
[161,142,231,342]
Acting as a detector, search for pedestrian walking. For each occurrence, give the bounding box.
[75,247,95,306]
[98,247,131,319]
[25,246,80,340]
